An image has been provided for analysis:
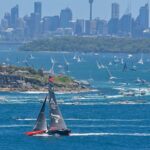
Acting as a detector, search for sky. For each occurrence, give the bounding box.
[0,0,149,20]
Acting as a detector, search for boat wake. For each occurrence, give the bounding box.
[70,132,150,137]
[33,133,51,137]
[18,118,149,122]
[0,124,32,128]
[69,125,150,128]
[17,118,36,121]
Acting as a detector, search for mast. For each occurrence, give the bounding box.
[33,96,48,131]
[48,76,67,130]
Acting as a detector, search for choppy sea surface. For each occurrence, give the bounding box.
[0,49,150,150]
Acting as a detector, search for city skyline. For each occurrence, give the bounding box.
[0,1,149,40]
[0,0,150,20]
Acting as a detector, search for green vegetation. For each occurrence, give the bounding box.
[54,75,73,84]
[20,36,150,53]
[0,65,87,92]
[0,65,73,85]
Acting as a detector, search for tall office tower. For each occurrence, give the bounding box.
[133,3,149,37]
[11,5,19,28]
[111,3,119,19]
[139,3,149,29]
[60,8,72,28]
[108,3,119,35]
[89,0,94,21]
[120,14,132,35]
[49,16,60,31]
[34,1,42,19]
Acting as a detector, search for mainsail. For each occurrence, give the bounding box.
[33,96,48,131]
[48,76,67,130]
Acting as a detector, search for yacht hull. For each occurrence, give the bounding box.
[48,129,71,136]
[25,130,46,136]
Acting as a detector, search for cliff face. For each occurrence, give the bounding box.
[0,65,90,92]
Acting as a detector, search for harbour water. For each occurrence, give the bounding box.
[0,49,150,149]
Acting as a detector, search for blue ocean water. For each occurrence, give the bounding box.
[0,49,150,149]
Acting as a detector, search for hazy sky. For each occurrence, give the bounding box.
[0,0,149,20]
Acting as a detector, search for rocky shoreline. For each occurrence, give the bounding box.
[0,65,92,93]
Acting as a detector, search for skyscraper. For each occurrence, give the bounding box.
[34,1,42,19]
[139,3,149,29]
[11,5,19,28]
[119,14,133,36]
[89,0,94,21]
[60,8,72,28]
[108,3,119,35]
[133,3,149,37]
[111,3,119,19]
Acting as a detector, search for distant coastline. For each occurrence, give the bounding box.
[19,36,150,53]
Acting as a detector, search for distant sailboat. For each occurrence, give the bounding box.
[29,54,35,60]
[106,67,117,80]
[64,56,70,66]
[51,57,55,64]
[122,62,127,72]
[108,62,112,66]
[73,54,77,60]
[77,56,81,63]
[121,58,124,64]
[128,54,133,59]
[96,61,105,69]
[96,61,101,69]
[138,54,144,64]
[50,63,55,75]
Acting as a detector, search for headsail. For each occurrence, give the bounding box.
[33,96,48,131]
[48,76,67,130]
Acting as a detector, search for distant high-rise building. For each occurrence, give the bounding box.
[42,17,51,33]
[60,8,72,28]
[4,13,11,27]
[111,3,119,19]
[43,16,59,33]
[108,18,119,35]
[11,5,19,28]
[34,1,42,19]
[96,19,108,35]
[49,16,60,31]
[89,0,94,21]
[119,14,133,36]
[108,3,119,35]
[75,19,85,35]
[139,3,149,29]
[133,3,149,37]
